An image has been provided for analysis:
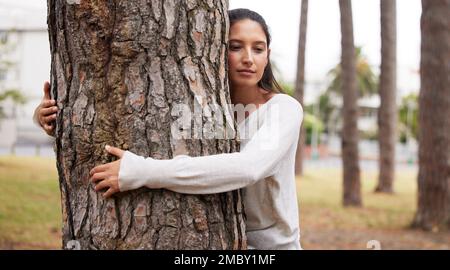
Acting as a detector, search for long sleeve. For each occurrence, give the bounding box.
[118,96,303,194]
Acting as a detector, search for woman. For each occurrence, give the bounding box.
[34,9,303,250]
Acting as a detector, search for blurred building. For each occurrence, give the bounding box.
[324,94,417,163]
[0,2,52,149]
[325,94,380,136]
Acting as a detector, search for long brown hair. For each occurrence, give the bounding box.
[228,8,284,93]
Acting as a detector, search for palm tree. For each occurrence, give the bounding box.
[339,0,362,207]
[412,0,450,232]
[326,47,378,97]
[376,0,397,193]
[294,0,309,176]
[319,47,378,135]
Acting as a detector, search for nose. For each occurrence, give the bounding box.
[242,48,254,66]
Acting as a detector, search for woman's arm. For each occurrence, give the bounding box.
[118,98,303,194]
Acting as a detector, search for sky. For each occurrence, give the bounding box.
[0,0,422,103]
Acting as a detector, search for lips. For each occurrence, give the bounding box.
[237,69,256,76]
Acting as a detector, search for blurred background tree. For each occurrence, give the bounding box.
[339,0,362,207]
[376,0,397,194]
[413,0,450,231]
[0,32,26,120]
[294,0,309,175]
[398,93,418,143]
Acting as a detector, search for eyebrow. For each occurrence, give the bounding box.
[229,39,267,46]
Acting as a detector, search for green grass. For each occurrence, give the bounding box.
[0,156,422,249]
[0,156,61,249]
[298,168,417,230]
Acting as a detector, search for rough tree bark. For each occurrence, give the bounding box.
[376,0,397,193]
[294,0,308,176]
[47,0,246,249]
[339,0,362,207]
[412,0,450,231]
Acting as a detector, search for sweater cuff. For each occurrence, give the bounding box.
[118,151,163,192]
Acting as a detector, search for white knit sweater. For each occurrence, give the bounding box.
[118,94,303,250]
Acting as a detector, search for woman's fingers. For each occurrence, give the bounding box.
[103,187,118,198]
[94,178,111,191]
[90,164,109,176]
[38,102,57,130]
[43,81,51,99]
[93,178,119,198]
[43,123,54,132]
[43,114,57,124]
[40,106,58,116]
[41,99,56,108]
[105,145,125,158]
[91,172,108,184]
[90,157,121,199]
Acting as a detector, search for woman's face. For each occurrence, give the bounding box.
[228,19,269,89]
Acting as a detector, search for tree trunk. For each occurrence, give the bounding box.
[412,0,450,232]
[339,0,362,207]
[48,0,247,250]
[294,0,308,176]
[376,0,397,194]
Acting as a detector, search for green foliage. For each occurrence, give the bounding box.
[360,129,378,141]
[398,93,418,142]
[304,92,337,135]
[303,112,324,145]
[0,32,26,119]
[279,81,294,96]
[326,47,378,97]
[0,89,26,118]
[308,47,378,136]
[271,57,295,96]
[277,80,324,145]
[0,32,15,74]
[318,92,335,133]
[0,89,26,104]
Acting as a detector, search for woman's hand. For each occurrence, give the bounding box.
[90,145,125,198]
[33,81,58,137]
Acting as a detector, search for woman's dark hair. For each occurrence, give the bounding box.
[228,8,284,93]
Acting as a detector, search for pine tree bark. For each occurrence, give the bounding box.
[48,0,246,249]
[376,0,397,194]
[412,0,450,231]
[294,0,308,176]
[339,0,362,207]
